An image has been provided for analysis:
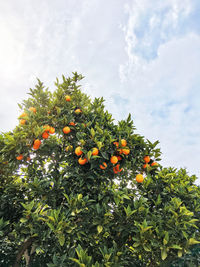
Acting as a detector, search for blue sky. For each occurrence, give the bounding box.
[0,0,200,182]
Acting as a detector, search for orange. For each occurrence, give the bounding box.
[27,156,31,161]
[43,125,50,132]
[63,126,71,134]
[110,156,118,164]
[143,164,149,169]
[16,154,23,160]
[113,164,123,174]
[19,112,27,118]
[20,119,26,125]
[121,139,127,147]
[65,95,71,102]
[144,156,150,163]
[151,162,158,166]
[100,162,107,169]
[113,141,119,148]
[69,122,75,126]
[92,147,99,156]
[29,107,36,113]
[49,127,55,134]
[75,108,82,114]
[117,155,122,161]
[33,139,41,149]
[136,174,144,183]
[122,148,130,155]
[78,157,87,165]
[42,132,49,139]
[75,146,83,156]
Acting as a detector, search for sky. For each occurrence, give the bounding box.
[0,0,200,183]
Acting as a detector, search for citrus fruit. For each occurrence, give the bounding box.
[49,127,55,134]
[42,132,49,139]
[75,146,83,156]
[136,174,144,183]
[151,162,158,166]
[122,148,130,155]
[69,122,75,126]
[121,139,127,147]
[78,157,87,165]
[143,164,149,169]
[75,108,82,114]
[29,107,36,113]
[92,147,99,156]
[63,126,71,134]
[144,156,150,163]
[43,125,50,132]
[16,154,23,160]
[33,139,41,149]
[20,119,26,125]
[110,156,118,164]
[19,112,27,118]
[100,162,107,169]
[65,95,71,102]
[117,156,122,161]
[113,141,119,147]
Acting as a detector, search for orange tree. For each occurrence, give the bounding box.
[0,72,200,267]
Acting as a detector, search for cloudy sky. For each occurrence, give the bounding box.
[0,0,200,182]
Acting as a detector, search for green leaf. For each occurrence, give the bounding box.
[97,225,103,234]
[58,234,65,246]
[188,238,200,245]
[91,128,95,137]
[161,248,167,260]
[20,218,27,223]
[178,250,183,258]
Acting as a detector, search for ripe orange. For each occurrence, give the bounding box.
[110,156,118,164]
[75,108,82,114]
[122,148,130,155]
[16,154,23,160]
[42,132,49,139]
[33,139,41,149]
[19,112,27,118]
[117,155,122,161]
[144,156,150,163]
[75,146,83,156]
[49,127,55,134]
[20,119,26,125]
[69,122,75,126]
[143,163,149,169]
[151,162,158,166]
[65,95,71,102]
[92,147,99,156]
[113,164,123,173]
[100,162,107,169]
[136,174,144,183]
[29,107,36,113]
[121,139,127,147]
[78,157,87,165]
[43,125,50,132]
[113,141,119,148]
[63,126,71,134]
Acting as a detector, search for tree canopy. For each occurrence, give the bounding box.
[0,73,200,267]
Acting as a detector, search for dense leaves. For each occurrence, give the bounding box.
[0,73,199,266]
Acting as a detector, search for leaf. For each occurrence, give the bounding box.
[97,225,103,234]
[78,194,83,201]
[161,248,167,260]
[178,250,183,258]
[20,218,27,223]
[188,238,200,245]
[170,244,182,250]
[91,128,95,137]
[58,234,65,246]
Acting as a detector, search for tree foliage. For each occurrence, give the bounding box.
[0,73,199,266]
